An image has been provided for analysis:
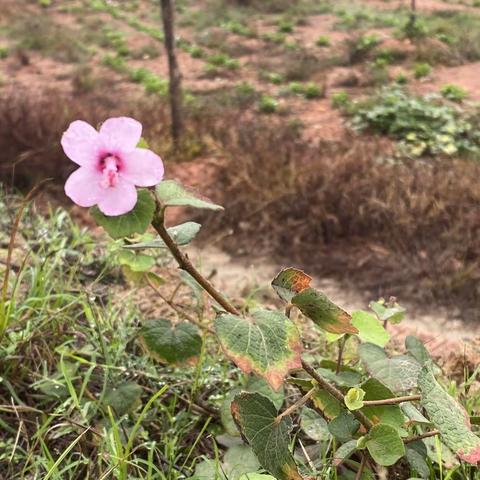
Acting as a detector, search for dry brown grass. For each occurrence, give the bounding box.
[1,88,479,318]
[204,118,480,317]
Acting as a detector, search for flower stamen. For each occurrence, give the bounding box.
[101,156,119,188]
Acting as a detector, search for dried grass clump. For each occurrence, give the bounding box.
[0,88,170,190]
[207,119,480,315]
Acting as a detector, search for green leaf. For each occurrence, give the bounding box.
[221,388,243,437]
[231,392,302,480]
[291,378,342,419]
[123,222,202,249]
[291,288,358,334]
[117,250,155,272]
[140,319,202,365]
[369,299,405,324]
[333,440,358,466]
[122,266,165,287]
[214,309,302,390]
[271,268,312,302]
[351,311,390,347]
[405,336,431,366]
[419,365,480,464]
[361,379,406,430]
[358,343,421,392]
[223,444,260,479]
[91,189,155,239]
[406,442,429,479]
[345,387,365,411]
[156,180,223,210]
[300,407,330,441]
[244,375,285,410]
[365,424,405,466]
[328,411,360,442]
[103,382,142,416]
[194,460,225,479]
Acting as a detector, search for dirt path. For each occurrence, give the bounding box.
[191,245,480,363]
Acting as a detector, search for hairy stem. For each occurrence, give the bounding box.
[301,359,373,431]
[276,387,316,423]
[362,395,421,407]
[151,208,239,316]
[404,429,440,444]
[355,453,367,480]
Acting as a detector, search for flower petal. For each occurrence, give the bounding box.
[61,120,99,166]
[120,148,164,187]
[97,178,138,216]
[64,167,103,207]
[99,117,142,153]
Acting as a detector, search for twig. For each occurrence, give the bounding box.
[355,453,367,480]
[301,359,373,431]
[151,207,239,316]
[362,395,421,406]
[146,277,214,334]
[404,429,440,444]
[336,336,347,374]
[275,387,316,423]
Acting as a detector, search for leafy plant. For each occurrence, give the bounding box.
[258,95,278,113]
[350,86,480,157]
[413,62,431,79]
[315,35,331,47]
[441,84,468,102]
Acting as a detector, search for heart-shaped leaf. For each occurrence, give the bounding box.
[358,343,421,393]
[369,299,405,324]
[214,309,302,390]
[419,365,480,464]
[328,411,360,442]
[156,180,223,210]
[117,250,155,272]
[361,379,405,430]
[301,407,330,441]
[291,288,358,334]
[231,392,302,480]
[123,222,202,249]
[365,424,405,466]
[91,189,155,239]
[103,382,142,416]
[271,268,312,303]
[140,319,202,365]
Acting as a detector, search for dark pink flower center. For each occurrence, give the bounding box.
[99,155,120,188]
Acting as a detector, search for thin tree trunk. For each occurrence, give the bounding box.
[160,0,183,144]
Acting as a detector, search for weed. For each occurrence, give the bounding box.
[277,18,294,33]
[315,35,331,47]
[440,84,468,102]
[331,91,351,109]
[258,95,278,113]
[345,34,381,64]
[263,71,285,85]
[350,86,480,157]
[413,62,431,79]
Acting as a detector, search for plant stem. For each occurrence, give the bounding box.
[355,453,367,480]
[362,395,421,406]
[151,209,239,316]
[301,359,373,431]
[146,277,214,334]
[275,387,316,423]
[335,335,347,374]
[404,429,440,444]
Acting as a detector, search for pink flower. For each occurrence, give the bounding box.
[62,117,164,216]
